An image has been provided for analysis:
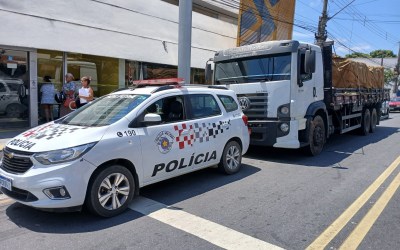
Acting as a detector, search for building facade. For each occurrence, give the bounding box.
[0,0,238,129]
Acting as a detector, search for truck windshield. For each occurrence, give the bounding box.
[214,53,291,84]
[60,94,149,127]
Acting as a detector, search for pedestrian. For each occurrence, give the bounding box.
[78,76,94,108]
[40,75,55,122]
[60,73,76,116]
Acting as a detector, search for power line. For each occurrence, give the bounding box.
[333,0,400,44]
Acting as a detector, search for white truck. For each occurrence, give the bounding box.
[207,40,390,155]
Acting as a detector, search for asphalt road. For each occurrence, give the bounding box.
[1,112,400,250]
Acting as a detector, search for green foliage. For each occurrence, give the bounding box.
[370,50,396,58]
[384,68,395,87]
[345,52,370,58]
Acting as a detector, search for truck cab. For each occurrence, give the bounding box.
[211,40,324,152]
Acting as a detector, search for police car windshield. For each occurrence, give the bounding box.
[61,94,149,127]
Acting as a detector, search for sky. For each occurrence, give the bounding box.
[292,0,400,57]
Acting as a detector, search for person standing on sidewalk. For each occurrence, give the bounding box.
[40,75,55,122]
[78,76,94,108]
[60,73,76,117]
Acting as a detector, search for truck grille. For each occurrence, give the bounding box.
[238,93,268,120]
[1,147,33,174]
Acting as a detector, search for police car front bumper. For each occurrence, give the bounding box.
[0,158,97,209]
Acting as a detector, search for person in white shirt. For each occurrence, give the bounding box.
[78,76,94,108]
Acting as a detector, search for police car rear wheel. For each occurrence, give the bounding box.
[218,141,242,174]
[86,165,135,217]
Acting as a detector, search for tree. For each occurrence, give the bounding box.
[345,52,370,58]
[370,50,396,58]
[384,68,395,88]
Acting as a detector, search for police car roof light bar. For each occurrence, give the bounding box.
[131,78,185,87]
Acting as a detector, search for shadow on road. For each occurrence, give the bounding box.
[245,125,400,168]
[5,164,260,233]
[4,203,142,234]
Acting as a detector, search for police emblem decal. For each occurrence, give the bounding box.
[155,131,175,154]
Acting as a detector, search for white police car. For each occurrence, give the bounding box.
[0,79,250,217]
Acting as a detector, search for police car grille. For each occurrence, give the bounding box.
[1,147,33,174]
[239,93,268,120]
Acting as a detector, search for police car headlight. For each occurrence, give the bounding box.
[33,142,96,165]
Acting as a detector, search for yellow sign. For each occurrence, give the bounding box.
[237,0,296,46]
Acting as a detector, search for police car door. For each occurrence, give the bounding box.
[184,93,225,169]
[136,94,195,184]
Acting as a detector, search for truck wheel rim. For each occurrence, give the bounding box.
[314,126,324,145]
[98,173,130,210]
[226,145,240,170]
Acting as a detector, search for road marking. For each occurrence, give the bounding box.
[307,155,400,250]
[129,196,283,250]
[340,170,400,249]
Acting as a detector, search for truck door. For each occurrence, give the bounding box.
[292,49,318,118]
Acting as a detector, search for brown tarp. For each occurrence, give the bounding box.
[332,57,384,89]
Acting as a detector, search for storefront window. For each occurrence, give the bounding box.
[125,61,205,85]
[37,50,63,91]
[126,61,177,85]
[67,53,119,97]
[191,68,205,84]
[0,48,29,129]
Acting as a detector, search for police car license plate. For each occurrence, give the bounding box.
[0,175,12,191]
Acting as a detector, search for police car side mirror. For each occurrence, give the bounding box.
[143,113,162,125]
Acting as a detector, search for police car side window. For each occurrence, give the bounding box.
[217,95,239,112]
[136,95,186,126]
[188,94,221,119]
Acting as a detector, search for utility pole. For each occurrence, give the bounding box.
[315,0,328,46]
[394,42,400,96]
[178,0,192,85]
[315,0,355,46]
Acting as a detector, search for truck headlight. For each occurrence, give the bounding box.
[280,106,289,115]
[33,142,96,165]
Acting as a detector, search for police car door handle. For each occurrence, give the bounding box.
[181,129,189,135]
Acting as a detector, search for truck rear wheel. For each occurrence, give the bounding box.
[360,109,371,136]
[305,115,326,156]
[370,108,377,133]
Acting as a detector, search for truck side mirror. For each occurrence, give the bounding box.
[205,59,214,84]
[305,50,316,73]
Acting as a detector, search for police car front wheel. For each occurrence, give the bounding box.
[86,165,135,217]
[218,141,242,175]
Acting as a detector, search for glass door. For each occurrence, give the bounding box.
[0,48,29,129]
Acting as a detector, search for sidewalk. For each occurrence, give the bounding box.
[0,129,26,151]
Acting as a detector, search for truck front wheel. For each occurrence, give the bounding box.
[305,115,326,156]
